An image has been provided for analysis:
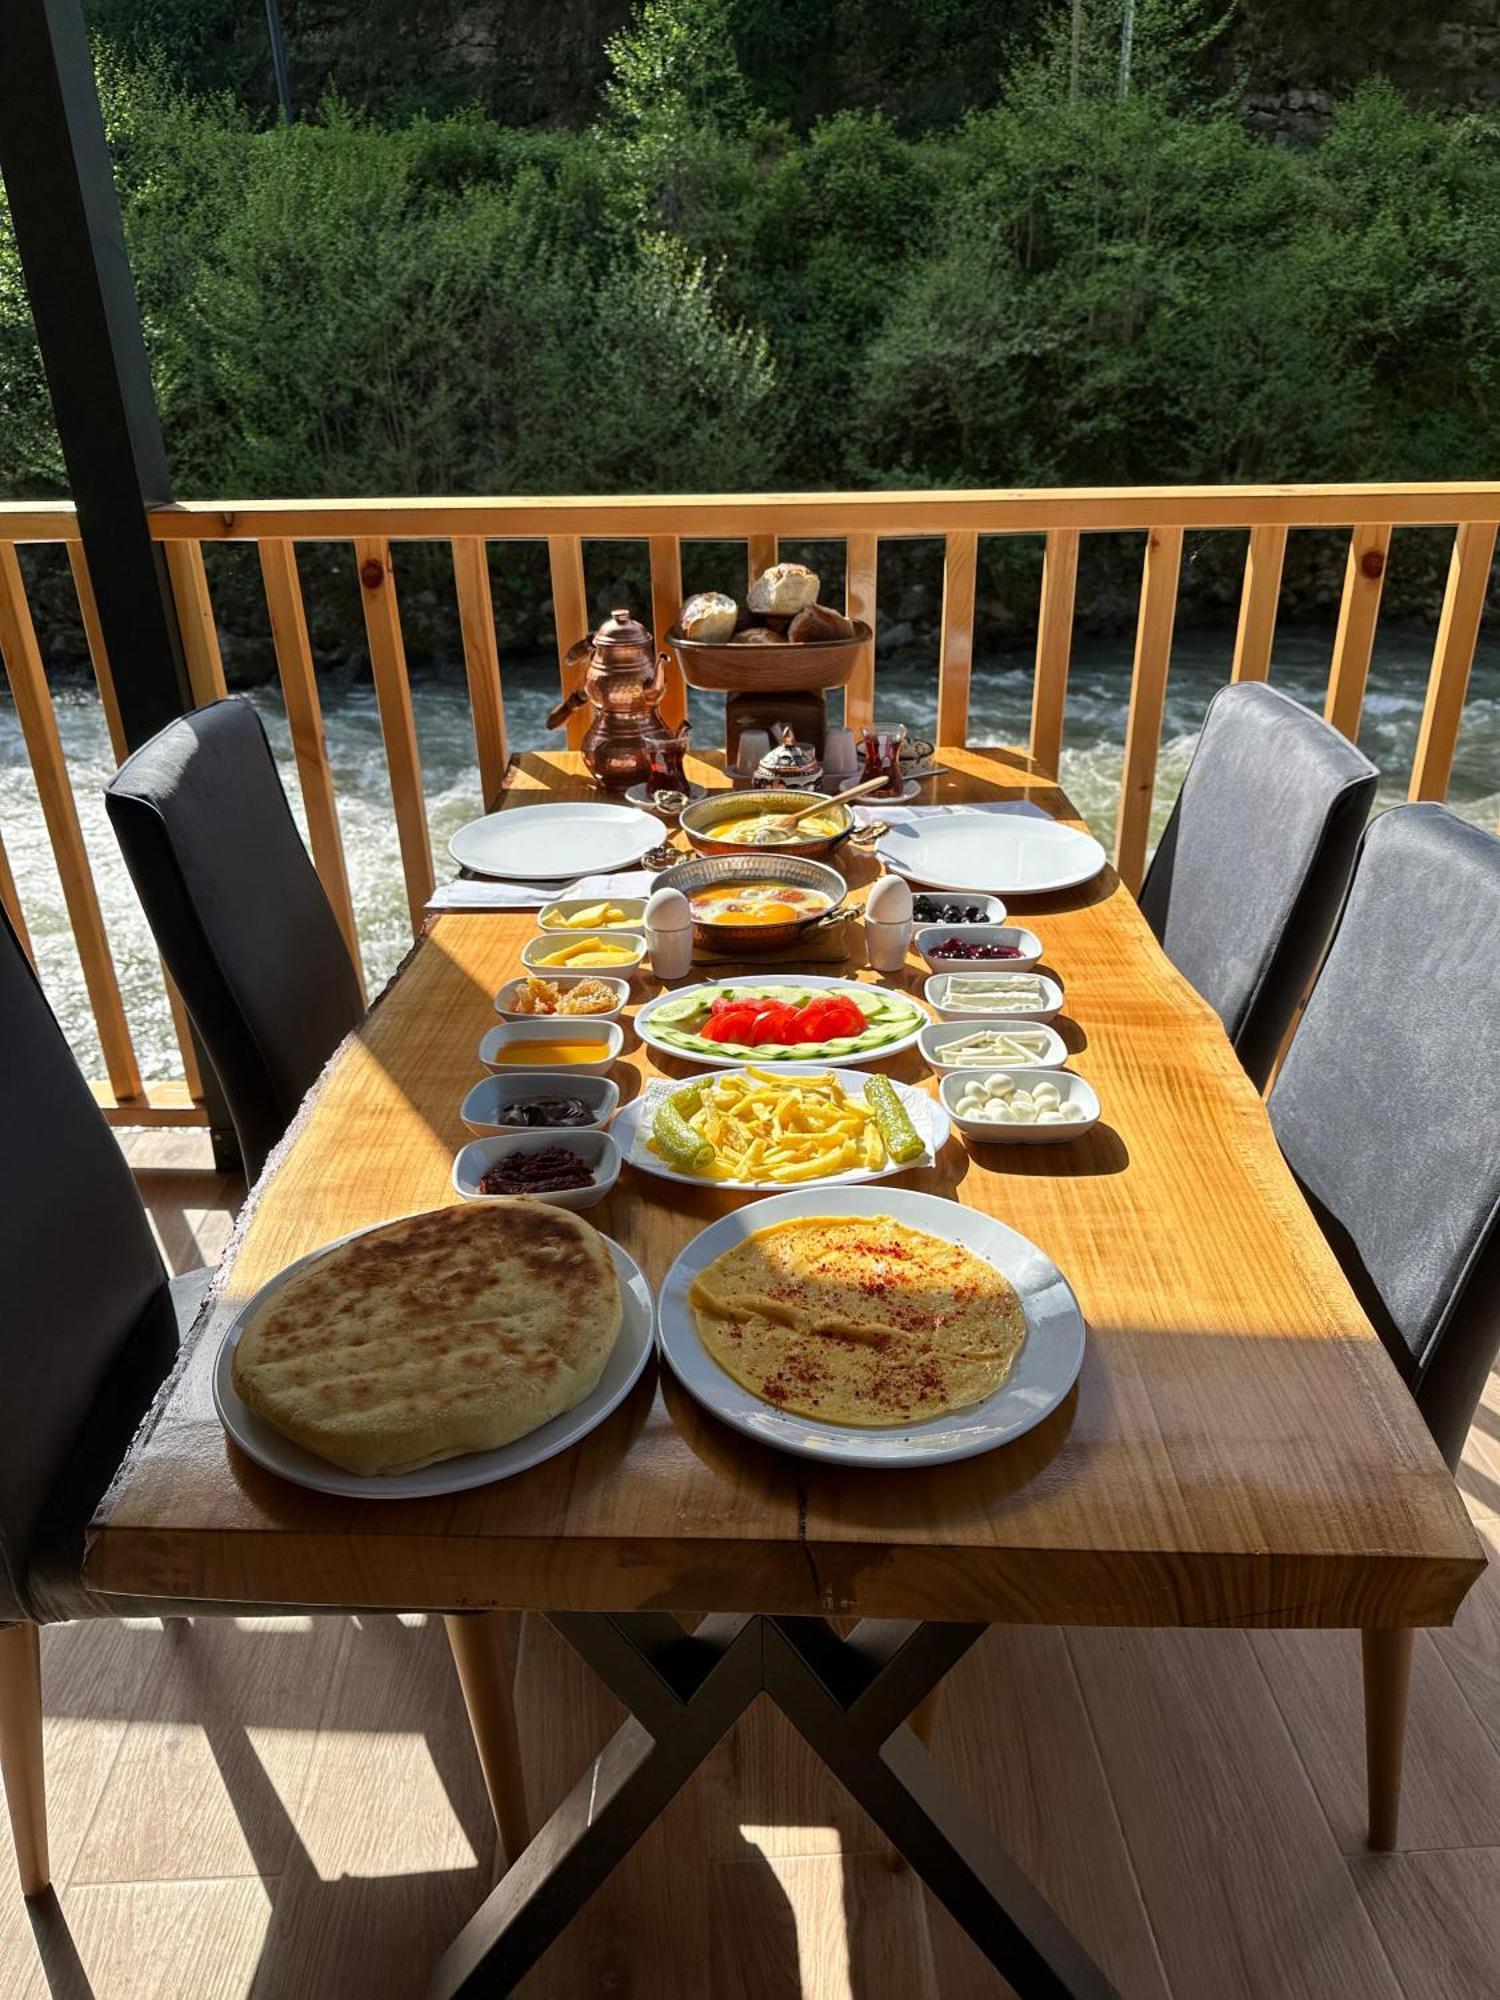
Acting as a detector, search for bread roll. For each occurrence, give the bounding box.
[677,591,738,643]
[787,603,856,643]
[731,626,784,645]
[747,563,819,616]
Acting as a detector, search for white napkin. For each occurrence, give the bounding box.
[851,800,1052,829]
[427,869,659,913]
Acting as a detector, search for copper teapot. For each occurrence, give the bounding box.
[547,607,684,791]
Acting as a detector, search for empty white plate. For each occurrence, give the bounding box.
[876,814,1106,896]
[450,802,662,881]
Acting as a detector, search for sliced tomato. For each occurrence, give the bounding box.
[702,1004,758,1043]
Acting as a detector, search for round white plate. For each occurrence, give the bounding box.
[449,802,662,881]
[613,1066,950,1191]
[657,1186,1085,1467]
[635,974,929,1071]
[875,814,1106,896]
[213,1221,654,1498]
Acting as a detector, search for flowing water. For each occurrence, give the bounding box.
[3,624,1497,1085]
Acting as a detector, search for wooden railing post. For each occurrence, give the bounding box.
[1114,527,1184,895]
[747,534,778,590]
[844,534,878,732]
[1029,530,1080,777]
[936,532,979,747]
[1325,525,1392,742]
[162,542,228,705]
[649,535,687,730]
[1409,522,1496,803]
[355,538,434,929]
[451,538,511,809]
[1230,524,1287,684]
[548,536,591,751]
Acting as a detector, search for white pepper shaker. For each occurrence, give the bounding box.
[645,886,694,980]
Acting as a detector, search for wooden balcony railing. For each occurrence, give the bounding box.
[1,484,1497,1130]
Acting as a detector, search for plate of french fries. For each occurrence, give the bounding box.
[612,1064,950,1190]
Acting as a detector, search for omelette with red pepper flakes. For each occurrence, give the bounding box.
[688,1214,1025,1426]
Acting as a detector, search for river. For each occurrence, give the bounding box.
[3,623,1497,1084]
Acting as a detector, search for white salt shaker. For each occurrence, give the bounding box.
[823,725,858,783]
[863,874,913,973]
[645,886,694,980]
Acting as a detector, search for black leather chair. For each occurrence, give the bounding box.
[105,698,364,1183]
[1139,682,1378,1088]
[0,913,527,1900]
[1270,804,1500,1468]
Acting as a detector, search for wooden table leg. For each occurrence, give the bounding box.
[0,1622,49,1897]
[444,1613,530,1868]
[1361,1628,1414,1852]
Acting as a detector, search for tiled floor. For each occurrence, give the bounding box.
[3,1148,1496,1998]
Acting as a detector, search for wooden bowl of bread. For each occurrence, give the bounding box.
[667,563,871,693]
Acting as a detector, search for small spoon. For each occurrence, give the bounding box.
[782,775,891,827]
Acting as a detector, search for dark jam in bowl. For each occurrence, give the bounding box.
[498,1096,594,1128]
[932,937,1022,960]
[478,1147,593,1195]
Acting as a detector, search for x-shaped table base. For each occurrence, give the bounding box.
[430,1613,1118,1999]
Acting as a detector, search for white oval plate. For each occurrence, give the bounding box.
[613,1066,950,1191]
[450,802,662,881]
[657,1186,1085,1467]
[635,974,929,1071]
[213,1220,653,1498]
[876,814,1106,896]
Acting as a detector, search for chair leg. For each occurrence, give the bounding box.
[907,1684,943,1747]
[1362,1627,1415,1851]
[444,1613,531,1868]
[0,1624,49,1897]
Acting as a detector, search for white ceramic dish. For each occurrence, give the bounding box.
[537,896,649,932]
[876,814,1106,896]
[907,892,1007,927]
[657,1186,1085,1467]
[460,1071,620,1134]
[494,972,630,1022]
[212,1222,654,1499]
[634,973,929,1071]
[940,1068,1101,1144]
[521,930,648,981]
[449,801,661,882]
[612,1066,950,1192]
[918,1019,1069,1071]
[453,1129,621,1210]
[924,971,1064,1023]
[479,1017,624,1076]
[914,925,1043,974]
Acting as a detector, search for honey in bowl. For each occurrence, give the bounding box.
[687,882,833,926]
[491,1040,609,1065]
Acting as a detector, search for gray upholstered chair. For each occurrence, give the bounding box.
[0,914,525,1904]
[105,698,364,1183]
[1139,682,1378,1088]
[1270,804,1500,1468]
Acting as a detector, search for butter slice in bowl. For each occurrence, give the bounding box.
[521,929,648,978]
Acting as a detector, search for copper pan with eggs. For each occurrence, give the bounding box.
[650,854,849,953]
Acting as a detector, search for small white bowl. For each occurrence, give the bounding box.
[940,1068,1100,1145]
[924,971,1064,1023]
[918,1019,1068,1071]
[907,892,1007,927]
[494,972,630,1022]
[452,1129,621,1210]
[461,1071,621,1134]
[914,925,1043,975]
[537,896,648,933]
[478,1017,624,1076]
[521,929,648,981]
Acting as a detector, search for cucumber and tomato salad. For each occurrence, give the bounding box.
[644,981,925,1064]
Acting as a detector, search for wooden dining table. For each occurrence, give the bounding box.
[87,746,1485,1999]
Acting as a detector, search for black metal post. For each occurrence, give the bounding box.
[0,0,241,1170]
[0,0,193,746]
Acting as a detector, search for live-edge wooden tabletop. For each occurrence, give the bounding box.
[86,748,1485,1632]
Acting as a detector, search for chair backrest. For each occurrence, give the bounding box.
[0,913,172,1621]
[1269,803,1500,1468]
[105,698,364,1183]
[1139,682,1378,1087]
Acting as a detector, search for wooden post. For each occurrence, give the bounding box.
[649,534,687,731]
[747,534,777,591]
[355,538,434,930]
[1114,527,1183,895]
[548,536,591,751]
[844,533,878,732]
[1029,530,1079,777]
[936,532,979,747]
[1325,525,1392,742]
[1409,521,1496,802]
[451,538,510,810]
[163,542,229,705]
[1230,524,1287,684]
